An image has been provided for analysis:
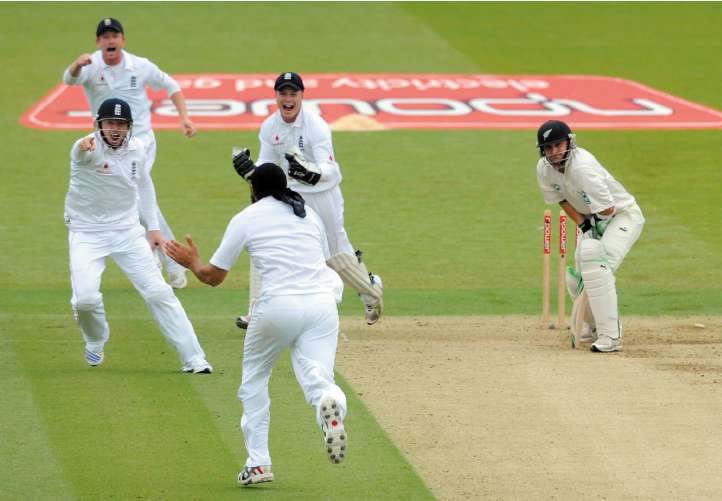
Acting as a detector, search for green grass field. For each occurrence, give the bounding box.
[1,2,721,499]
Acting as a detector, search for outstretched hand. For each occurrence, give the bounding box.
[163,235,200,269]
[79,136,96,152]
[181,117,197,138]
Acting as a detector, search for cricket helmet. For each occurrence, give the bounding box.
[536,120,576,168]
[95,98,133,148]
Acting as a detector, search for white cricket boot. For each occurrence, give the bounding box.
[237,465,273,486]
[84,347,104,366]
[181,359,213,374]
[591,324,622,353]
[167,270,187,289]
[320,397,347,464]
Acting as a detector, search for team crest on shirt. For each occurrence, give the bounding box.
[580,191,591,205]
[551,183,561,192]
[95,162,112,175]
[97,75,108,87]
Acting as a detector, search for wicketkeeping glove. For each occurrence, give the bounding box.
[285,151,321,186]
[233,148,256,181]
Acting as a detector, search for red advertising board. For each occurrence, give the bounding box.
[20,74,722,130]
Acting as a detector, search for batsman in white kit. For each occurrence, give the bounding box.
[535,120,645,352]
[164,163,348,486]
[231,71,383,330]
[63,17,196,289]
[65,97,212,373]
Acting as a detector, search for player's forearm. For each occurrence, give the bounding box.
[67,62,82,78]
[189,261,225,287]
[559,200,585,225]
[170,92,190,120]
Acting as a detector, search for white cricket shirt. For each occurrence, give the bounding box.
[64,133,159,232]
[256,104,342,193]
[63,50,181,137]
[536,147,636,216]
[210,197,343,300]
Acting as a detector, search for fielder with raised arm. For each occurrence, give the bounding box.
[63,17,195,288]
[535,120,644,352]
[65,97,212,373]
[164,163,348,486]
[231,72,383,329]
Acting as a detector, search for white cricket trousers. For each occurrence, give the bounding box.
[238,292,346,467]
[68,225,207,367]
[135,132,183,274]
[303,187,355,256]
[245,187,354,312]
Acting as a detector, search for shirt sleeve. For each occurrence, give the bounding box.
[137,152,160,230]
[256,132,277,165]
[209,213,248,271]
[63,65,89,85]
[144,60,181,95]
[577,167,615,214]
[308,120,341,184]
[536,162,564,204]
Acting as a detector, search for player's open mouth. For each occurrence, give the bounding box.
[107,47,117,52]
[282,104,294,111]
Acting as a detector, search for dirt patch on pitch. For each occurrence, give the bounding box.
[337,316,722,500]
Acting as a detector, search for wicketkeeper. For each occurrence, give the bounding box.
[231,72,383,330]
[535,120,645,352]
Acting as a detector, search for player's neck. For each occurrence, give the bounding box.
[102,51,123,67]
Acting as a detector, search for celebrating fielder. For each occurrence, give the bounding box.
[535,120,645,352]
[63,17,195,288]
[65,98,212,373]
[231,72,383,329]
[164,162,348,486]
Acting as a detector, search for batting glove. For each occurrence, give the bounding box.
[285,152,321,186]
[593,210,615,237]
[233,148,256,181]
[578,218,600,240]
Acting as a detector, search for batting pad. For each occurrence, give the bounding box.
[565,266,584,301]
[327,252,382,301]
[570,291,594,338]
[579,239,620,339]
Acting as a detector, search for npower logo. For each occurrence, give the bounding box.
[20,74,722,130]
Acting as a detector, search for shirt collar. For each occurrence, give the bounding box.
[278,105,304,128]
[97,49,132,71]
